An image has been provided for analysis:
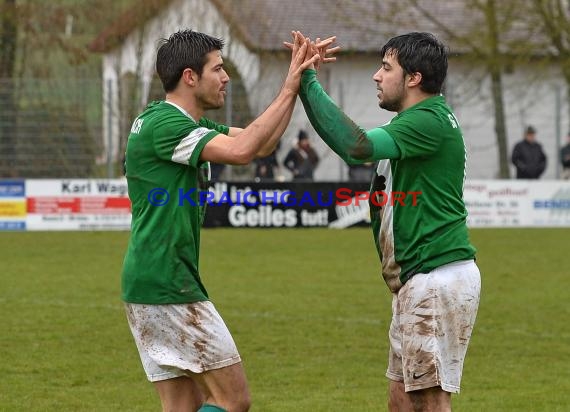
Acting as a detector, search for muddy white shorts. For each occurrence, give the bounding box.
[386,259,481,393]
[125,300,242,382]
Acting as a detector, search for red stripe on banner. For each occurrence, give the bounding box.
[27,197,131,214]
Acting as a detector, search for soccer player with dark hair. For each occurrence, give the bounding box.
[121,29,318,412]
[294,32,481,411]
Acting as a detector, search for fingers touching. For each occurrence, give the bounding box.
[284,32,340,70]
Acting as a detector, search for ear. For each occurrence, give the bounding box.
[181,68,198,87]
[407,72,422,88]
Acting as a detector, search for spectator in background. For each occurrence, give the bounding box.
[560,132,570,179]
[283,129,319,180]
[254,142,281,182]
[511,125,547,179]
[210,162,226,181]
[348,163,375,182]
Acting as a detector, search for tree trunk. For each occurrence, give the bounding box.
[490,67,511,178]
[563,66,570,132]
[485,0,510,178]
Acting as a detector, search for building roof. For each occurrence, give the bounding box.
[89,0,534,55]
[89,0,168,53]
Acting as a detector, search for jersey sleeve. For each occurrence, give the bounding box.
[365,128,402,160]
[153,116,225,168]
[199,117,230,135]
[382,109,444,159]
[300,70,400,163]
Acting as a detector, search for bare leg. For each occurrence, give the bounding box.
[408,387,451,412]
[153,363,250,412]
[389,381,451,412]
[154,376,204,412]
[193,363,251,412]
[388,380,414,412]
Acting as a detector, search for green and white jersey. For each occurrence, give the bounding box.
[121,100,229,304]
[370,95,476,292]
[299,70,476,293]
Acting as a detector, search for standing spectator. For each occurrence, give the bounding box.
[560,132,570,179]
[254,142,281,182]
[283,129,319,180]
[348,163,375,182]
[511,125,547,179]
[210,162,226,181]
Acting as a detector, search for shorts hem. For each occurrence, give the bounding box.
[199,355,242,373]
[405,381,460,394]
[147,355,242,381]
[386,372,460,394]
[148,371,180,382]
[440,383,460,394]
[386,371,404,382]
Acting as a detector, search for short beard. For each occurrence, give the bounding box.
[379,99,401,112]
[201,98,224,111]
[379,77,405,112]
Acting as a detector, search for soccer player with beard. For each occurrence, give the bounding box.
[295,32,481,411]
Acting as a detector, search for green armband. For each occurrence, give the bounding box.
[366,128,401,160]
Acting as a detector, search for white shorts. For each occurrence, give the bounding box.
[125,301,242,382]
[386,259,481,393]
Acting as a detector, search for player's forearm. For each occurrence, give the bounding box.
[300,70,373,164]
[256,93,296,157]
[231,88,296,163]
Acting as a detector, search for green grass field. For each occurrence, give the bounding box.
[1,228,569,411]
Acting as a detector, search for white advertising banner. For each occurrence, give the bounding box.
[25,179,131,230]
[0,179,569,230]
[464,180,570,227]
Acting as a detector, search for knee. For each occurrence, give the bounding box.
[234,390,251,412]
[220,390,250,412]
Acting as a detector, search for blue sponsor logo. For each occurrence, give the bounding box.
[0,221,26,231]
[533,199,570,209]
[0,180,25,197]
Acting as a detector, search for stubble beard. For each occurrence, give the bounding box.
[379,99,401,113]
[201,95,224,111]
[379,79,405,113]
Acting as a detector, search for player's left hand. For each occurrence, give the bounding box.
[282,31,320,94]
[284,34,340,71]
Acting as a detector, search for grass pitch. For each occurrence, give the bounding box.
[1,228,568,411]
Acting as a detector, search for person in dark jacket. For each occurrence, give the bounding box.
[511,125,547,179]
[283,129,319,180]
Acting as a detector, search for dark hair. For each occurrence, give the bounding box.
[380,32,448,94]
[156,29,225,93]
[298,129,309,140]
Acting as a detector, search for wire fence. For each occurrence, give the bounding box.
[0,76,261,179]
[2,74,565,180]
[0,78,103,178]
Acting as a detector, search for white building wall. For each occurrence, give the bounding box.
[100,0,260,163]
[449,62,566,179]
[101,0,567,181]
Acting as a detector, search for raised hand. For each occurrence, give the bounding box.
[283,32,340,71]
[282,31,320,94]
[312,36,340,71]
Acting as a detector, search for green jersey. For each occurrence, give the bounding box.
[121,100,228,304]
[370,96,476,292]
[299,70,476,292]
